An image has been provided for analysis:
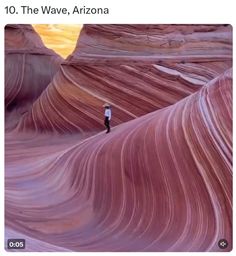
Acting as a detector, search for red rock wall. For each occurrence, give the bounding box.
[5,24,232,252]
[16,25,232,133]
[5,25,63,129]
[5,69,232,251]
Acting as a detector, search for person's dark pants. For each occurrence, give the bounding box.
[104,117,110,133]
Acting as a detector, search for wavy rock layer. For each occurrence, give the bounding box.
[5,69,232,251]
[5,24,63,129]
[16,25,232,133]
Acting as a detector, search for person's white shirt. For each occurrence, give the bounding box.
[105,109,111,120]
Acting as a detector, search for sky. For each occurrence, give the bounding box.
[33,24,83,58]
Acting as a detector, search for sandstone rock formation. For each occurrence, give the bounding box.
[5,69,232,251]
[5,25,232,252]
[16,25,232,133]
[5,24,63,129]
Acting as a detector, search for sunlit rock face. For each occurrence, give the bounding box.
[5,69,232,251]
[5,24,63,129]
[16,24,232,133]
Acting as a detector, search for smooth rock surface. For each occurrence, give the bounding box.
[5,24,63,129]
[5,69,232,251]
[5,25,232,252]
[16,25,232,133]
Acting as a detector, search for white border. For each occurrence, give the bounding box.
[1,0,235,256]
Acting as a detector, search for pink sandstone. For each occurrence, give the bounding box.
[16,25,232,133]
[5,24,63,129]
[5,25,232,252]
[5,69,232,251]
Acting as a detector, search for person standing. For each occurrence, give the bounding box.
[103,103,111,133]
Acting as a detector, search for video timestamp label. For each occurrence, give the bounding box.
[7,239,25,249]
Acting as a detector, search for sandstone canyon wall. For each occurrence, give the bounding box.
[5,25,232,252]
[16,25,232,133]
[5,69,232,251]
[5,24,63,129]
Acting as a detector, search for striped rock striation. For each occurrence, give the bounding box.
[5,68,232,251]
[16,25,232,133]
[5,25,232,252]
[5,24,63,129]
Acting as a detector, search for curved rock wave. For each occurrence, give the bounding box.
[5,24,63,129]
[16,25,232,133]
[5,69,232,251]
